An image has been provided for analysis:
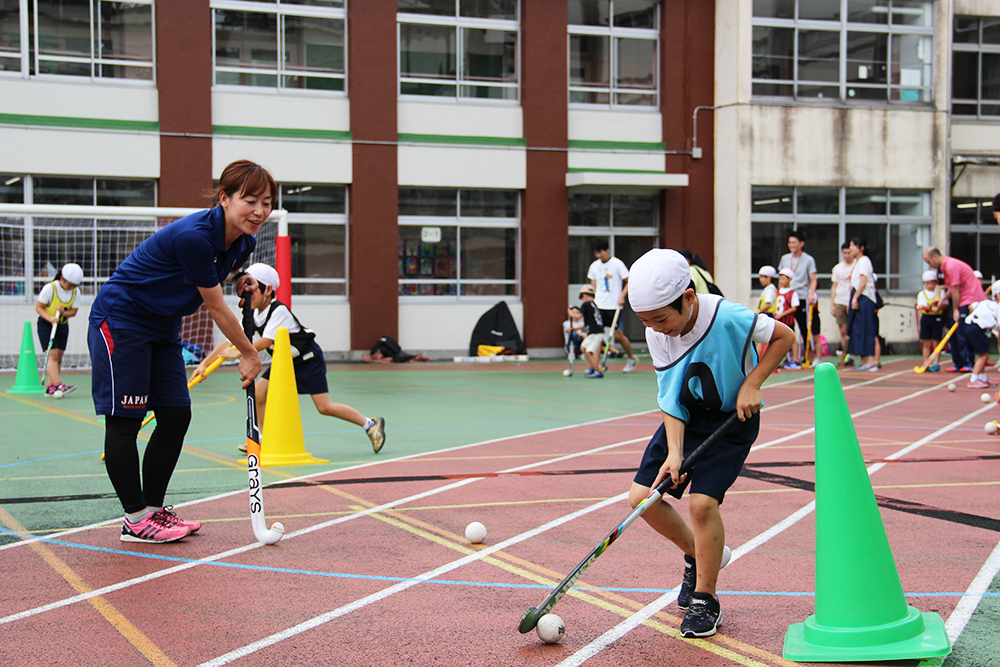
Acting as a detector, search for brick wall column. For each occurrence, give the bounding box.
[347,3,399,350]
[521,1,569,349]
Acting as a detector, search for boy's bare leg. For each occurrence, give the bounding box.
[311,393,366,427]
[48,348,64,385]
[255,377,269,429]
[629,482,695,556]
[688,493,725,595]
[584,349,602,372]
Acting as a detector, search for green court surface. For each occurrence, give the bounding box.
[0,359,671,542]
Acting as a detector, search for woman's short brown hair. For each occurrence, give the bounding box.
[215,160,277,202]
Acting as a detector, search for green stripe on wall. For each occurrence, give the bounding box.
[568,139,666,151]
[212,125,353,141]
[0,113,159,132]
[398,133,526,147]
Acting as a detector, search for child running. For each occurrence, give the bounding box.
[36,262,84,396]
[625,249,794,638]
[195,263,386,454]
[916,269,948,372]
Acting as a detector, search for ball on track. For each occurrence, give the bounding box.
[985,421,998,435]
[53,390,64,399]
[536,614,565,644]
[562,369,572,377]
[982,393,992,404]
[947,383,956,392]
[465,521,487,544]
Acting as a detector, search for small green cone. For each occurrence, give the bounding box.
[7,321,45,395]
[783,363,951,662]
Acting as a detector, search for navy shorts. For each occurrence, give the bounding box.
[88,319,190,418]
[963,321,991,355]
[919,314,944,341]
[37,318,69,351]
[261,342,329,395]
[598,308,624,331]
[633,411,759,504]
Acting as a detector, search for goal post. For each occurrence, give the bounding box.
[0,203,288,371]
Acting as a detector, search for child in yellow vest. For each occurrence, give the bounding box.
[35,263,83,396]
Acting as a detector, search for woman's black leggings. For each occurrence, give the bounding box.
[104,407,191,514]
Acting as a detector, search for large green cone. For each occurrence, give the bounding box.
[783,363,951,662]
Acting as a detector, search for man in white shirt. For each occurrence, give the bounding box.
[778,230,819,365]
[587,239,638,372]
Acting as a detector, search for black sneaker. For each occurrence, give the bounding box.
[677,545,731,611]
[678,554,697,611]
[681,592,722,638]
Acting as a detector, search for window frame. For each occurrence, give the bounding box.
[397,188,521,300]
[276,183,350,301]
[397,3,520,103]
[752,0,935,104]
[212,0,347,94]
[567,1,660,108]
[1,0,156,83]
[749,185,933,293]
[952,15,1000,119]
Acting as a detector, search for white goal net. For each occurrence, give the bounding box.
[0,204,284,371]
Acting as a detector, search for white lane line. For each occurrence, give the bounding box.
[1,435,649,626]
[556,403,994,666]
[0,409,662,553]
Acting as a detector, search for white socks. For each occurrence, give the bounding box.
[363,418,375,431]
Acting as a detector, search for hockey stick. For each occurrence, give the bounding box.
[40,315,59,387]
[565,346,574,377]
[914,321,958,374]
[243,293,284,545]
[517,412,741,633]
[599,306,622,371]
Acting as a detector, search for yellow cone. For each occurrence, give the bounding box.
[259,327,328,466]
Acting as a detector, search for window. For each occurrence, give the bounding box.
[568,0,658,106]
[214,0,346,91]
[1,0,154,80]
[0,174,157,299]
[276,183,348,296]
[750,185,932,292]
[568,192,658,340]
[953,16,1000,118]
[398,0,518,100]
[949,196,1000,282]
[398,187,519,297]
[752,0,933,102]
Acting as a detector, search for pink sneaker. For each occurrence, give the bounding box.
[56,383,77,395]
[967,379,998,389]
[121,512,189,543]
[152,506,201,534]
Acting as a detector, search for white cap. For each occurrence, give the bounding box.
[758,265,777,278]
[61,263,83,285]
[778,268,795,279]
[627,249,693,312]
[975,270,984,279]
[246,263,280,291]
[921,270,938,283]
[992,280,1000,298]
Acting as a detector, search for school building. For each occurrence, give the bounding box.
[2,0,999,359]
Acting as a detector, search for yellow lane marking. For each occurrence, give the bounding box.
[0,507,178,667]
[351,504,792,667]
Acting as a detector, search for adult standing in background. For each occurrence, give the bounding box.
[588,239,637,372]
[846,237,878,371]
[778,230,819,366]
[829,242,854,365]
[923,247,991,386]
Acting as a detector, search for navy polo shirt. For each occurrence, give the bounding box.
[90,207,256,336]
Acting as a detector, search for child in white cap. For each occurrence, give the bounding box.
[195,263,386,454]
[35,262,84,396]
[756,266,778,316]
[625,249,794,639]
[916,269,947,372]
